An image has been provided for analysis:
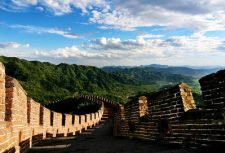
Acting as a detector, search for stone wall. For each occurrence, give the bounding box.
[199,70,225,109]
[117,77,225,148]
[0,62,105,153]
[2,61,225,152]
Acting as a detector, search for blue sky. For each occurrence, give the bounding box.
[0,0,225,66]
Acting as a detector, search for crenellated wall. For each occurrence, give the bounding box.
[199,70,225,109]
[0,63,105,153]
[116,72,225,149]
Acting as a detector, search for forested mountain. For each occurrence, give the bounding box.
[0,56,132,104]
[102,67,193,84]
[0,56,206,104]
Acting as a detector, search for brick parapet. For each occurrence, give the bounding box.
[199,70,225,109]
[0,62,106,153]
[117,79,225,148]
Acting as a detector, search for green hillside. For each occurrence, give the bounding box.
[103,67,193,84]
[0,56,199,104]
[0,56,132,104]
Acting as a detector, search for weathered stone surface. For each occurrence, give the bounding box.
[179,83,196,112]
[0,63,5,122]
[139,96,148,117]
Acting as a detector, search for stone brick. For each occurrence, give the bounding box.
[0,63,5,121]
[139,96,148,117]
[28,98,40,127]
[199,70,225,108]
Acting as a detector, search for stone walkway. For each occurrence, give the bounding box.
[28,119,197,153]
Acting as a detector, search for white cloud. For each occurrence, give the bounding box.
[54,46,98,58]
[1,0,107,15]
[0,42,32,58]
[89,0,225,33]
[0,42,23,49]
[12,0,38,7]
[1,34,225,66]
[1,0,225,34]
[36,6,44,12]
[0,42,30,50]
[1,0,225,66]
[137,34,164,39]
[88,0,225,34]
[10,24,80,39]
[24,43,30,48]
[28,34,225,66]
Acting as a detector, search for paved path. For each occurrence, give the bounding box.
[28,119,197,153]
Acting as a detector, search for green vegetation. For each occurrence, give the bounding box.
[102,65,221,78]
[106,67,193,84]
[102,66,222,105]
[0,56,212,105]
[0,56,132,104]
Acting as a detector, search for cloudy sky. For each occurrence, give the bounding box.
[0,0,225,66]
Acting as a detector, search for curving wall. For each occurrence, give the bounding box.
[2,60,225,152]
[0,63,105,153]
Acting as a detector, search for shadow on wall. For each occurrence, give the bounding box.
[46,98,101,115]
[116,69,225,149]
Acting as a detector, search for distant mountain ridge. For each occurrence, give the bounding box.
[141,64,170,68]
[102,64,223,78]
[102,67,193,84]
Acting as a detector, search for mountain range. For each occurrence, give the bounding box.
[0,56,222,105]
[102,65,222,78]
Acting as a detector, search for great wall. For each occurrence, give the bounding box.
[0,62,225,153]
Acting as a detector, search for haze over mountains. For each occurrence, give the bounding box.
[102,65,223,78]
[0,56,223,105]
